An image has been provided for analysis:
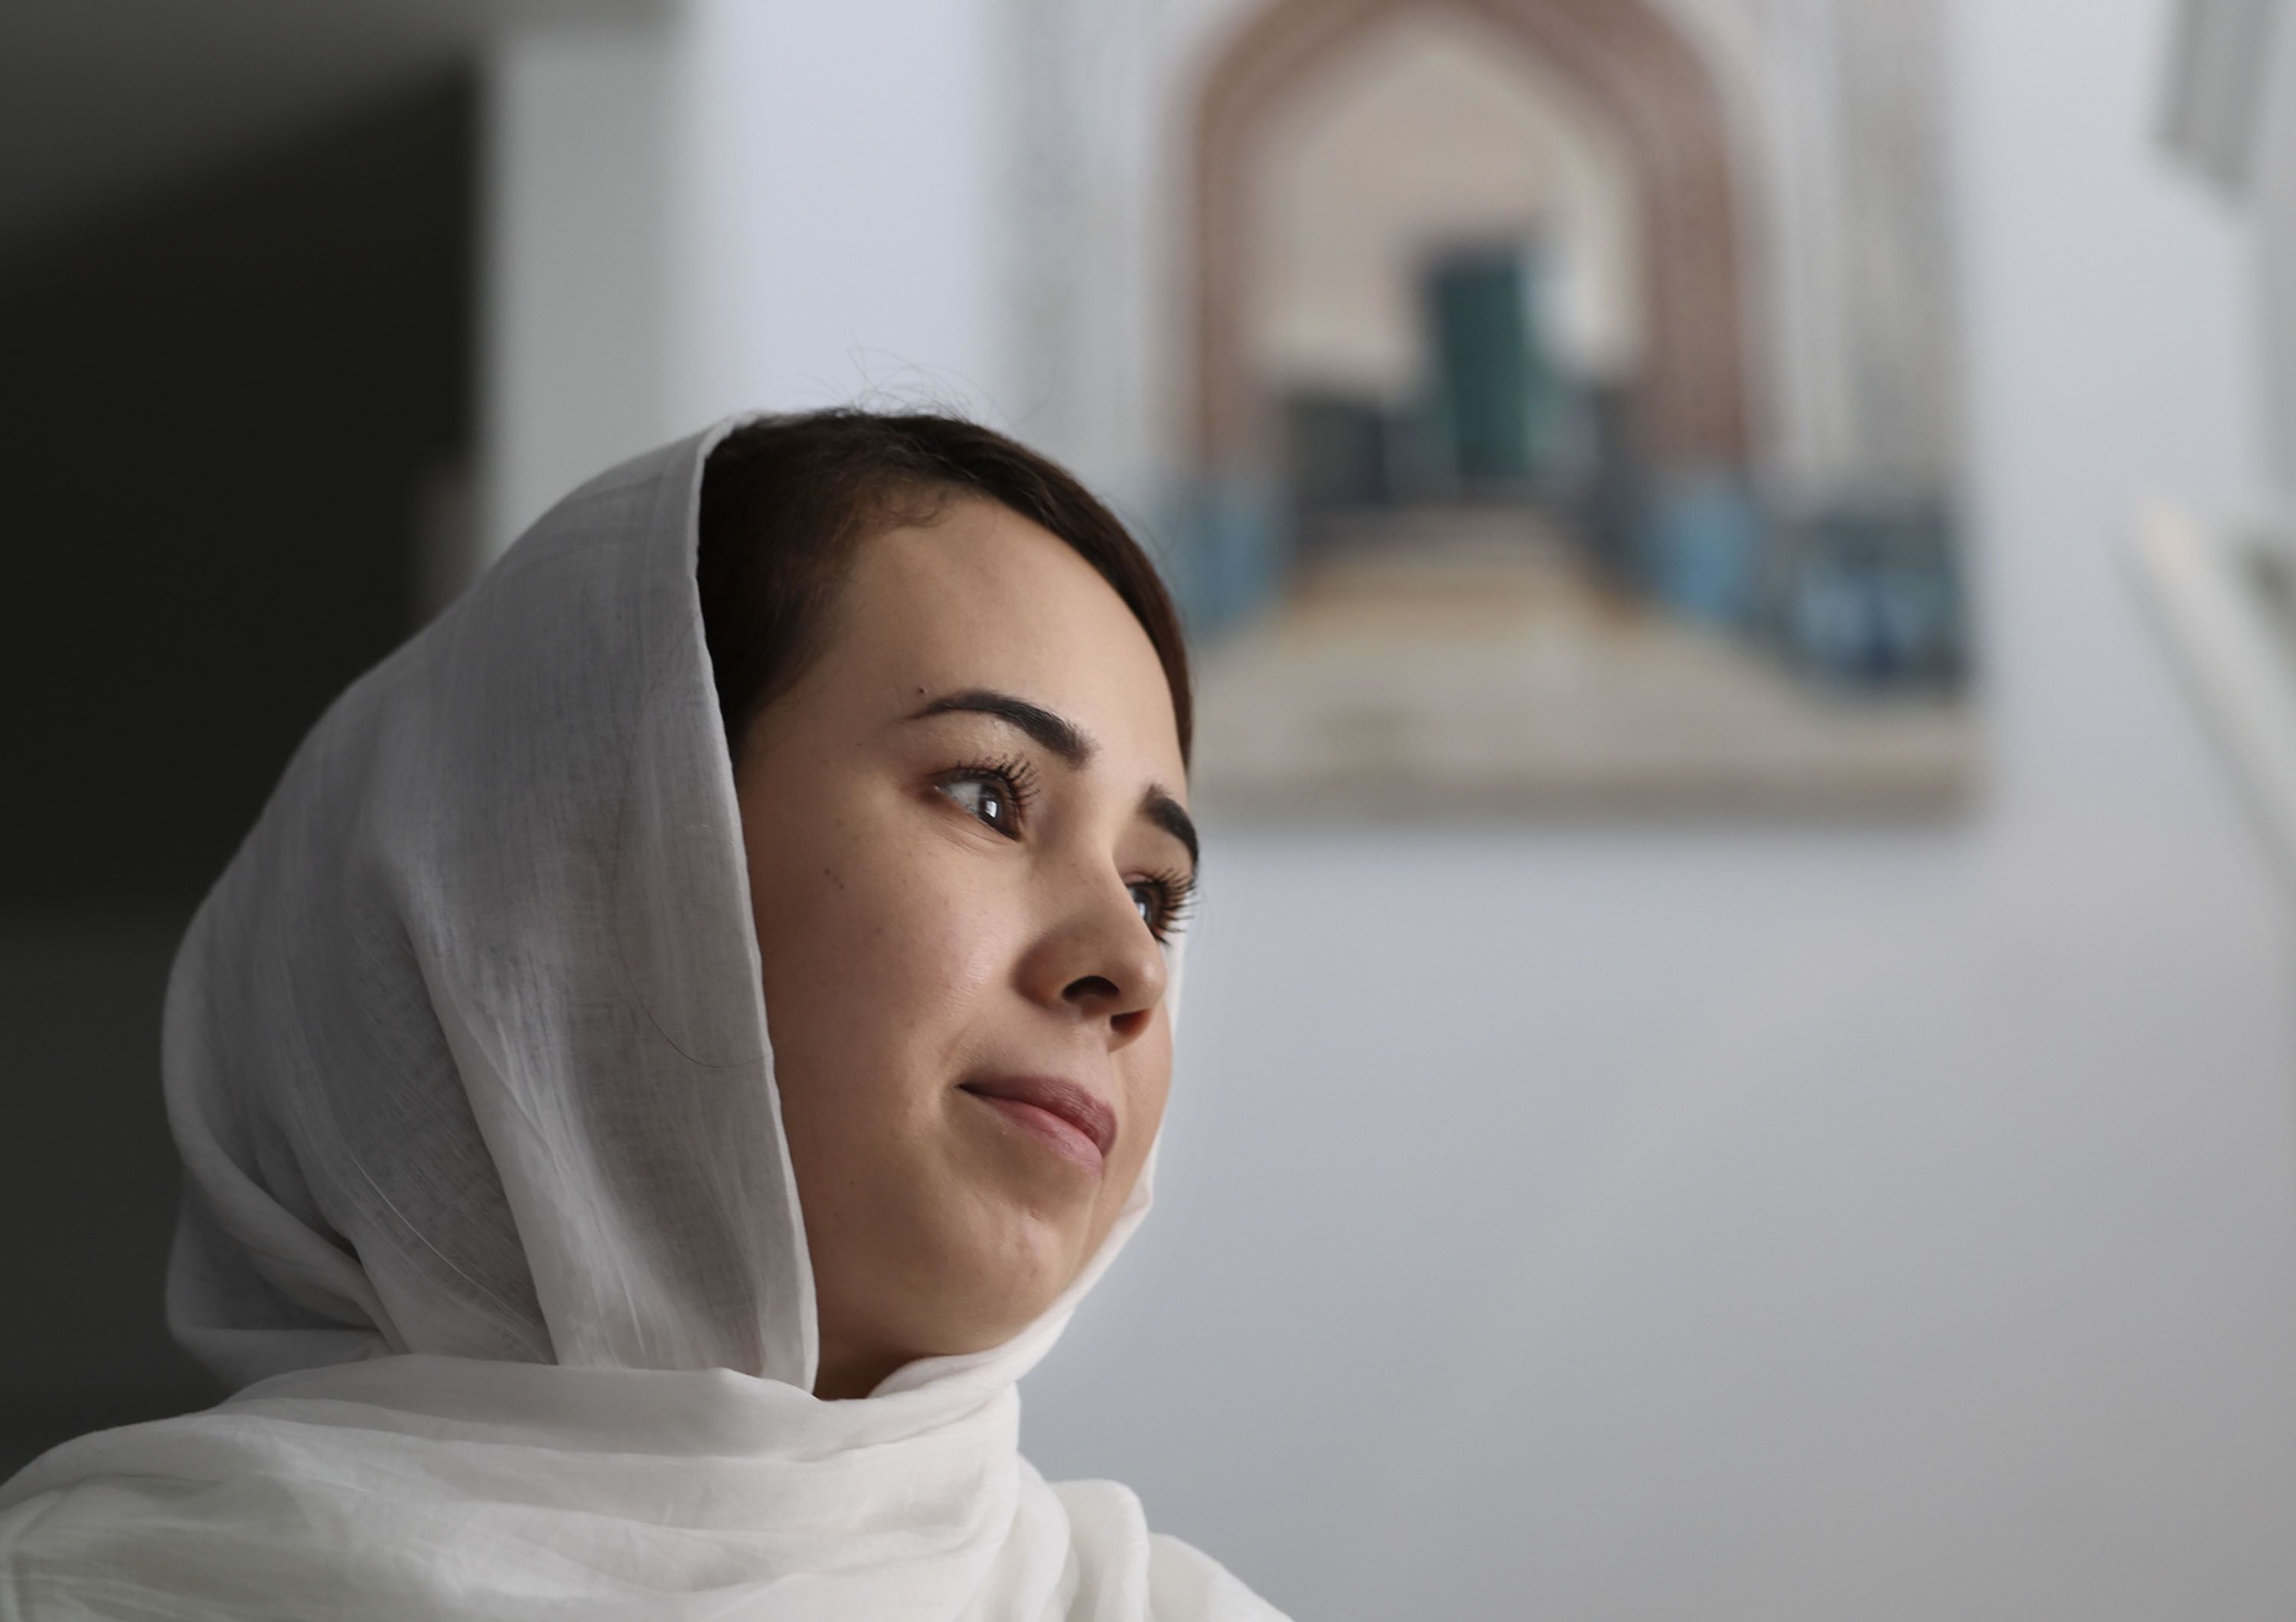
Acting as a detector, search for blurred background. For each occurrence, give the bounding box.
[6,0,2296,1615]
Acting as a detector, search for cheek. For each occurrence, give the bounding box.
[748,801,1016,1123]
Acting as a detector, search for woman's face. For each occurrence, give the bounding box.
[731,496,1194,1400]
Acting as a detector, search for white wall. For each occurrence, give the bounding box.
[481,24,684,555]
[480,0,1011,558]
[668,0,1008,436]
[478,0,2296,1614]
[2246,0,2296,494]
[1019,1,2296,1616]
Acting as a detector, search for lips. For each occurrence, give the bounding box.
[958,1074,1118,1172]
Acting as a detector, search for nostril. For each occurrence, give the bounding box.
[1064,974,1120,1005]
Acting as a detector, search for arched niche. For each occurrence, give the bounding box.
[1189,0,1753,477]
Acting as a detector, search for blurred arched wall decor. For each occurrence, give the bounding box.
[1015,0,1972,820]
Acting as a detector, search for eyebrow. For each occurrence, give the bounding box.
[907,687,1199,872]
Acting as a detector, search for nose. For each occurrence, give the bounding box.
[1019,866,1169,1048]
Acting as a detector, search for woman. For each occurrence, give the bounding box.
[0,410,1285,1620]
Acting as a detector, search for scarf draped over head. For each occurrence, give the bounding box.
[0,417,1281,1621]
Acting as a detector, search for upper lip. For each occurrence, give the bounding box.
[958,1074,1119,1157]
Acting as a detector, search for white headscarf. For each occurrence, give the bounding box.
[0,417,1283,1620]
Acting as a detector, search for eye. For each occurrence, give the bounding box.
[1128,872,1196,946]
[937,757,1037,839]
[941,772,1019,837]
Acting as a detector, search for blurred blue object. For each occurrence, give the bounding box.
[1642,466,1765,628]
[1163,474,1293,644]
[1781,499,1968,689]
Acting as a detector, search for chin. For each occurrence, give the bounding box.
[925,1201,1090,1352]
[856,1117,1110,1356]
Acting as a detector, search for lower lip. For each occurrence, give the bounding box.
[964,1090,1107,1174]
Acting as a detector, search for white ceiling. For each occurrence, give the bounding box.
[0,0,656,253]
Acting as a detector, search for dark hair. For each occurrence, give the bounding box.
[696,409,1192,771]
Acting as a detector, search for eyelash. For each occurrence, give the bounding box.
[938,754,1197,945]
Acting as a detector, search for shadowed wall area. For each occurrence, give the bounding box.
[0,71,473,1474]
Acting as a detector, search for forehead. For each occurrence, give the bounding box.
[827,498,1185,778]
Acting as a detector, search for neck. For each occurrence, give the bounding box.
[811,1339,911,1402]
